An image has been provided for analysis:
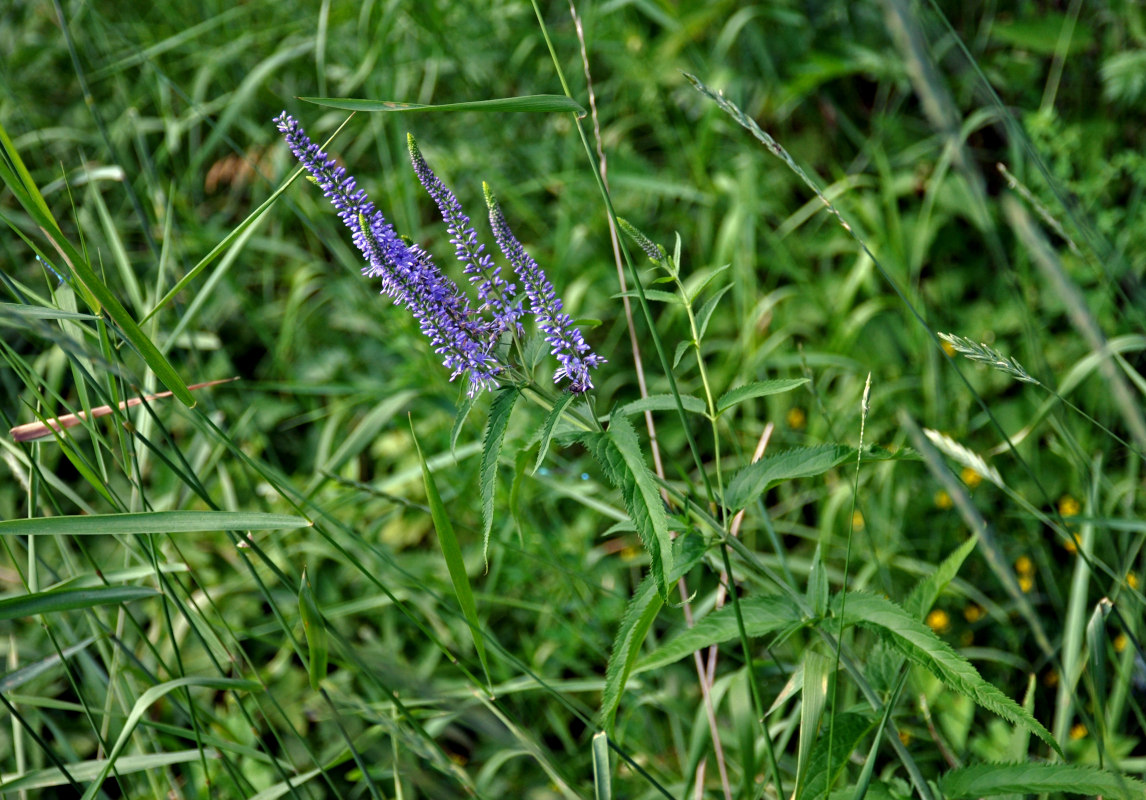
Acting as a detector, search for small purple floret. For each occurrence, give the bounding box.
[408,135,523,338]
[485,184,606,393]
[275,112,502,395]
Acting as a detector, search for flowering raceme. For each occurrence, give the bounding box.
[274,112,603,395]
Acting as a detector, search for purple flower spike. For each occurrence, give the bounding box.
[484,183,606,393]
[275,112,502,395]
[408,134,523,338]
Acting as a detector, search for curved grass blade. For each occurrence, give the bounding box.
[938,763,1146,799]
[410,417,491,688]
[0,636,98,692]
[481,388,519,568]
[299,567,328,690]
[0,511,311,537]
[0,587,158,621]
[0,749,213,792]
[833,592,1062,756]
[79,677,260,800]
[0,121,192,405]
[300,95,585,115]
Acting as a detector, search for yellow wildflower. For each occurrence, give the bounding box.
[961,467,982,488]
[934,490,953,509]
[787,407,806,429]
[1059,495,1080,517]
[926,609,951,634]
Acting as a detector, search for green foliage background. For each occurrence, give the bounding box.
[1,0,1144,797]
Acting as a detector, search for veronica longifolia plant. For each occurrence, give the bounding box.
[274,112,604,396]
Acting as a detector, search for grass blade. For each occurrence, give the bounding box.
[0,587,159,621]
[410,417,491,688]
[298,567,329,691]
[300,95,585,115]
[0,511,311,537]
[79,677,260,800]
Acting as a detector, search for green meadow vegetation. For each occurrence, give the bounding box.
[2,0,1145,797]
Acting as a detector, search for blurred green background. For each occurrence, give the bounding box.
[2,0,1144,796]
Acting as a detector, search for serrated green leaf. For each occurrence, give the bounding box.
[0,586,160,621]
[716,378,810,414]
[939,763,1145,799]
[298,568,328,691]
[0,511,310,537]
[589,415,673,598]
[79,677,260,800]
[411,419,490,687]
[616,393,708,418]
[724,445,853,512]
[633,593,803,674]
[480,387,519,567]
[300,94,585,115]
[833,593,1062,757]
[534,390,575,474]
[599,534,707,728]
[695,284,733,340]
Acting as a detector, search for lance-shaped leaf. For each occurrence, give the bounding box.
[833,592,1062,757]
[938,763,1146,799]
[723,444,852,512]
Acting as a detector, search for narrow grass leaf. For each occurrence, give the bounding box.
[833,592,1062,756]
[481,387,519,567]
[300,95,585,115]
[534,389,575,474]
[633,593,802,674]
[591,731,611,800]
[798,712,871,800]
[716,378,809,414]
[298,567,328,690]
[724,444,852,512]
[0,586,160,621]
[79,677,260,800]
[0,511,311,537]
[938,763,1146,799]
[247,768,324,800]
[411,419,490,686]
[794,650,831,799]
[0,636,98,691]
[0,749,213,792]
[616,393,708,418]
[589,414,673,597]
